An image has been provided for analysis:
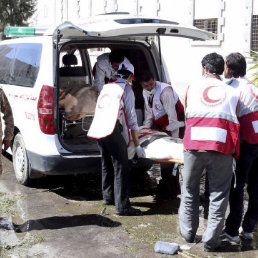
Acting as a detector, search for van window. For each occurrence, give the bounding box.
[0,45,16,84]
[60,49,82,68]
[88,47,111,69]
[10,43,42,87]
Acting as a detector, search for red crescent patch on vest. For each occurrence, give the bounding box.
[201,85,226,106]
[97,94,112,109]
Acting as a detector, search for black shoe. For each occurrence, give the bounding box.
[179,230,195,243]
[103,199,114,205]
[183,236,195,243]
[204,244,219,252]
[203,245,217,253]
[116,207,141,216]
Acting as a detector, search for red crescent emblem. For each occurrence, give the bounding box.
[97,94,111,109]
[201,86,226,106]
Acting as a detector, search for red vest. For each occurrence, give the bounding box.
[229,78,258,144]
[143,81,184,130]
[184,76,240,157]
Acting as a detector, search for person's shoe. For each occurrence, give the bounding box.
[221,230,240,244]
[103,199,114,205]
[204,240,229,252]
[240,231,253,240]
[179,230,195,243]
[116,207,141,216]
[203,244,219,252]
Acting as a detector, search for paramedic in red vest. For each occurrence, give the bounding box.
[179,53,241,252]
[88,61,145,216]
[222,53,258,243]
[138,70,185,199]
[93,50,129,92]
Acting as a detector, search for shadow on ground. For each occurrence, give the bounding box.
[0,214,121,233]
[27,162,157,203]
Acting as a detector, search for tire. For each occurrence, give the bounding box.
[12,133,31,185]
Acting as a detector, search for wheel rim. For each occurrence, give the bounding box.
[15,145,25,178]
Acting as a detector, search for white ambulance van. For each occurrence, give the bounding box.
[0,13,213,185]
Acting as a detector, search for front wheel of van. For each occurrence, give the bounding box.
[12,133,31,185]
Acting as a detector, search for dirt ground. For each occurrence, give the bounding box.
[0,154,257,258]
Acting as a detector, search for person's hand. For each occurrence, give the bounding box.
[136,145,146,158]
[2,140,11,153]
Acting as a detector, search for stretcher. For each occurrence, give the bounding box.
[127,127,184,164]
[59,83,98,138]
[59,83,98,121]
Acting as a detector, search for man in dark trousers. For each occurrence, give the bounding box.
[88,61,145,216]
[222,52,258,243]
[138,71,184,199]
[179,53,241,252]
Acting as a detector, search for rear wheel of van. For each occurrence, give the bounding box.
[12,133,31,185]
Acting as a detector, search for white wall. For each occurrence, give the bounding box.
[29,0,56,27]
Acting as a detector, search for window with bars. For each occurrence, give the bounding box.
[251,15,258,52]
[194,18,218,39]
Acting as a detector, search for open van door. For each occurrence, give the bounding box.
[51,15,214,81]
[48,14,215,41]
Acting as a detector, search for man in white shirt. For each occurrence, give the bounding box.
[180,52,240,252]
[93,50,129,92]
[138,70,185,200]
[222,52,258,243]
[88,61,145,216]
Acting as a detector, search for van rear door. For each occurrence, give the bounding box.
[47,15,214,41]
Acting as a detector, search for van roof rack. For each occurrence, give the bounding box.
[4,26,47,38]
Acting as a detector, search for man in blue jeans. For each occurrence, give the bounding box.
[222,53,258,243]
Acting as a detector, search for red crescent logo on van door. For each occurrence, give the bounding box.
[201,86,226,106]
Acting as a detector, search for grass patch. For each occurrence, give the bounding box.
[0,194,16,217]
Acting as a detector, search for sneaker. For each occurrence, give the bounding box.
[116,206,141,216]
[241,231,253,240]
[221,230,240,244]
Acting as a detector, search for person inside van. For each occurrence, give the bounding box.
[0,89,14,175]
[138,70,185,200]
[93,50,130,92]
[88,61,145,216]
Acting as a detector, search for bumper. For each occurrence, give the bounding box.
[27,150,101,175]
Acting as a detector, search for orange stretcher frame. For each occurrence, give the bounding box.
[154,158,184,164]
